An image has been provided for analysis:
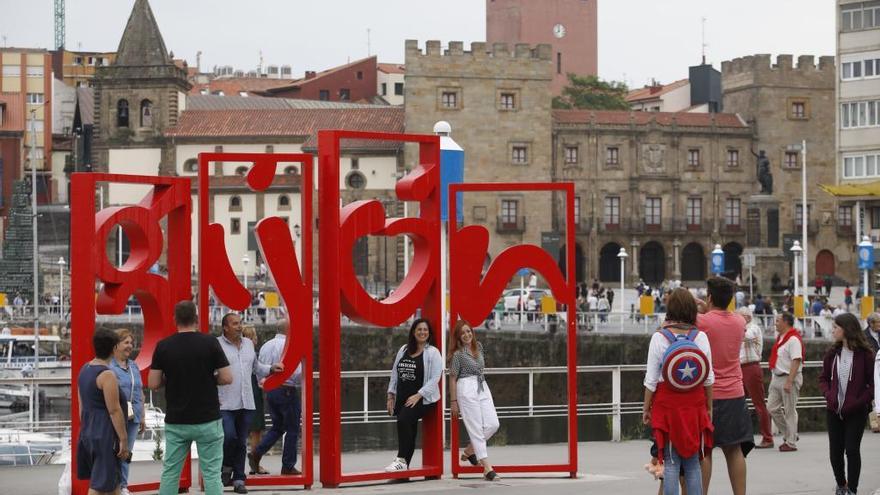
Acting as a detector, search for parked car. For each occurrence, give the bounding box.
[501,288,552,311]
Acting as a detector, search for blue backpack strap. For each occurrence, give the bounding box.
[686,328,699,341]
[659,328,676,343]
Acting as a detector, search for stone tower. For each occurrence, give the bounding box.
[722,54,846,283]
[92,0,190,173]
[404,40,553,254]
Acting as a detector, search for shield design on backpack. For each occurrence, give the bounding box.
[662,346,709,391]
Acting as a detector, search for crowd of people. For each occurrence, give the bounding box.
[642,277,879,495]
[74,283,880,494]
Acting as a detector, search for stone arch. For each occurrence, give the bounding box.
[639,241,666,284]
[117,99,129,127]
[140,99,153,127]
[723,242,743,279]
[599,242,622,282]
[557,242,587,284]
[681,242,706,281]
[816,249,835,276]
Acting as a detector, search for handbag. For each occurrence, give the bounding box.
[124,364,135,421]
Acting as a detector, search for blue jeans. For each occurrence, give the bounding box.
[255,387,301,471]
[120,420,138,488]
[663,446,702,495]
[220,409,254,481]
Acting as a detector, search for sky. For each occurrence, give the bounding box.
[0,0,835,89]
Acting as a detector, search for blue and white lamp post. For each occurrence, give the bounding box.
[858,235,873,299]
[711,244,725,275]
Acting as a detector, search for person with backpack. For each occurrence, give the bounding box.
[643,288,714,495]
[819,313,875,495]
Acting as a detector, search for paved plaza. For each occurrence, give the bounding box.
[6,433,879,494]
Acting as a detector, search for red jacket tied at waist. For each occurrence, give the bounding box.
[651,381,713,462]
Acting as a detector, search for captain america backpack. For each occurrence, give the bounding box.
[659,328,709,391]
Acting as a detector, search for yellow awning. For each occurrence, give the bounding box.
[819,181,880,197]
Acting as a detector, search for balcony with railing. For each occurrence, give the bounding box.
[794,218,820,235]
[496,215,526,234]
[672,218,708,233]
[836,222,854,237]
[721,219,745,235]
[574,217,592,233]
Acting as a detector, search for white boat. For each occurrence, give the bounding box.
[0,335,71,379]
[0,384,30,409]
[0,427,63,466]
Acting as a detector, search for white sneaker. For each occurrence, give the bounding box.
[383,457,408,472]
[120,489,131,495]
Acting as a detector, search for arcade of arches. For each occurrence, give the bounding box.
[597,240,743,286]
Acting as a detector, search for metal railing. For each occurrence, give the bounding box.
[1,361,826,444]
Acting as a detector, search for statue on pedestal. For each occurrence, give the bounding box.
[752,149,773,195]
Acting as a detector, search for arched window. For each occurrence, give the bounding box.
[140,99,153,127]
[229,195,242,211]
[235,166,249,176]
[183,158,198,173]
[284,166,299,175]
[117,99,129,127]
[278,195,290,208]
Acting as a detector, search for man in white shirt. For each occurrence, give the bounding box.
[217,313,282,492]
[767,313,803,451]
[736,308,773,448]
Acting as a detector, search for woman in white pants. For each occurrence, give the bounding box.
[448,320,500,481]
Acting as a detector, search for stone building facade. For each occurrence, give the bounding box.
[404,40,554,256]
[721,54,853,285]
[554,110,754,285]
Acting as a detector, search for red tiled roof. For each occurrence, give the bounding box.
[553,110,747,128]
[0,93,25,133]
[377,63,405,74]
[166,107,404,150]
[626,78,689,103]
[190,77,292,96]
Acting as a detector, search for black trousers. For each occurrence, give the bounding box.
[395,401,434,466]
[827,409,868,492]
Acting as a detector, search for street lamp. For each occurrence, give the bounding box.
[242,254,250,290]
[790,240,802,297]
[787,140,808,303]
[57,257,66,320]
[617,248,628,329]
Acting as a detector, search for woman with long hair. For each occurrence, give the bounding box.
[109,329,145,495]
[384,318,443,472]
[448,320,500,481]
[643,288,714,495]
[819,313,875,495]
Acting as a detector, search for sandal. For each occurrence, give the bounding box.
[460,452,478,466]
[484,470,499,481]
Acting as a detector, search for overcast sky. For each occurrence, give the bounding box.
[1,0,834,89]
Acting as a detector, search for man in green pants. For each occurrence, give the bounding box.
[149,301,232,495]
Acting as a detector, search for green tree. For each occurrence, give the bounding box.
[552,74,631,110]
